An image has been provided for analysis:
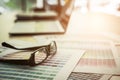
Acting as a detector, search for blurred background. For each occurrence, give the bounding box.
[0,0,66,14]
[0,0,120,42]
[0,0,120,16]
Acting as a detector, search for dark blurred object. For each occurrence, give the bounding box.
[15,11,58,22]
[117,4,120,11]
[21,0,27,12]
[9,0,75,35]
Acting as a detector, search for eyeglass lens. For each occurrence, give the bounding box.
[34,41,57,65]
[49,41,57,55]
[34,47,47,64]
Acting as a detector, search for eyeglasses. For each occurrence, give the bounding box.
[0,41,57,66]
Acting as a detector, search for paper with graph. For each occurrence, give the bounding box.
[0,39,85,80]
[72,40,120,74]
[35,35,120,74]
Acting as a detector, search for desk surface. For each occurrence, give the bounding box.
[1,10,120,43]
[0,12,36,43]
[67,10,120,35]
[0,10,120,80]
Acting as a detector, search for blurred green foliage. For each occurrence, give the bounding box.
[5,0,21,10]
[2,0,36,11]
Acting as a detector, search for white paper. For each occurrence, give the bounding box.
[34,35,120,75]
[0,40,85,80]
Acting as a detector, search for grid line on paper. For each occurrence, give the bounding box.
[48,37,117,67]
[68,72,103,80]
[0,53,71,80]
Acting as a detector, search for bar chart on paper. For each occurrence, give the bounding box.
[76,43,116,68]
[34,35,120,74]
[71,40,119,74]
[0,48,84,80]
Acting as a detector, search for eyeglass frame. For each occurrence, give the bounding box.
[0,41,57,66]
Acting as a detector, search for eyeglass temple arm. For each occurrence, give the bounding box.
[2,42,46,50]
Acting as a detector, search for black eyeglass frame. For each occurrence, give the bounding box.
[0,41,57,66]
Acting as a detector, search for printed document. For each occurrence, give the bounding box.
[34,35,120,74]
[0,40,85,80]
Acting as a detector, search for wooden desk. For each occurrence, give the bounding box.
[0,13,15,43]
[0,10,120,42]
[0,10,120,80]
[67,10,120,35]
[0,12,36,43]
